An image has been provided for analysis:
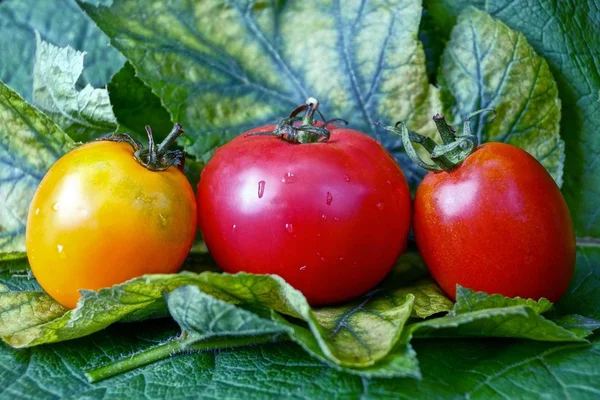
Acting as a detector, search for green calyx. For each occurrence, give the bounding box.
[248,97,347,144]
[101,124,185,171]
[380,109,496,172]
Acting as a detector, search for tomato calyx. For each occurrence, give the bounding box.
[248,97,347,144]
[380,109,496,172]
[102,124,186,171]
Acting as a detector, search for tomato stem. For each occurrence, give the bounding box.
[247,97,347,144]
[381,109,496,172]
[84,333,283,383]
[102,124,186,171]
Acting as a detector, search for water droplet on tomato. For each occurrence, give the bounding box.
[339,256,345,261]
[285,223,294,233]
[299,265,307,271]
[281,172,296,183]
[232,224,237,232]
[334,217,340,222]
[376,201,384,210]
[158,213,167,226]
[326,192,333,205]
[52,202,60,211]
[344,175,351,182]
[57,244,66,259]
[258,180,266,198]
[35,208,40,215]
[321,214,327,220]
[386,180,392,185]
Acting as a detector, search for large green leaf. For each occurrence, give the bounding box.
[80,0,440,184]
[556,245,600,320]
[0,253,451,378]
[438,7,564,185]
[407,287,592,342]
[107,62,173,142]
[0,83,75,253]
[33,35,118,142]
[425,0,600,240]
[0,320,598,399]
[0,0,124,101]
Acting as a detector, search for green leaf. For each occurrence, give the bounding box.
[551,315,600,340]
[0,0,124,101]
[0,252,28,272]
[406,287,594,342]
[556,245,600,320]
[168,285,287,338]
[107,62,173,142]
[0,82,76,252]
[1,320,599,398]
[452,285,553,315]
[425,0,600,239]
[79,0,440,184]
[33,34,118,142]
[438,7,564,185]
[410,307,589,342]
[0,253,450,378]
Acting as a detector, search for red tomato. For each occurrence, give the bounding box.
[198,125,412,305]
[414,142,575,302]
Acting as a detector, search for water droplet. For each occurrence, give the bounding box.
[321,214,327,220]
[334,217,340,222]
[386,180,392,185]
[281,172,296,183]
[344,175,351,182]
[52,202,59,211]
[232,224,237,232]
[57,244,66,259]
[299,265,307,271]
[159,213,167,226]
[285,223,294,233]
[376,201,385,210]
[258,180,266,198]
[339,256,345,261]
[35,208,40,215]
[326,192,333,205]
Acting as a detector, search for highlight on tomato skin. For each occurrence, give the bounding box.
[25,124,197,309]
[197,98,413,306]
[382,111,576,303]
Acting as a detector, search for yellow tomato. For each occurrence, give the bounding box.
[26,139,197,308]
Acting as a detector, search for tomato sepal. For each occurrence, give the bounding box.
[247,97,348,144]
[101,123,186,171]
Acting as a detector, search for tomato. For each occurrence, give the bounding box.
[397,112,575,302]
[26,126,197,309]
[197,101,412,305]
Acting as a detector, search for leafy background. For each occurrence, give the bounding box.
[1,0,599,398]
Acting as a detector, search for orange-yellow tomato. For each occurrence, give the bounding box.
[26,141,197,308]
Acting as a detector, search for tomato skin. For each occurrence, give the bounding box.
[198,125,412,305]
[414,142,575,302]
[26,141,197,309]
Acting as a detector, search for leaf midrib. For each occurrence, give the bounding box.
[576,237,600,248]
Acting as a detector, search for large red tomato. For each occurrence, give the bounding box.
[413,140,575,302]
[198,102,412,305]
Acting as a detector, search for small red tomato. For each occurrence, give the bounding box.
[393,112,575,302]
[198,99,412,305]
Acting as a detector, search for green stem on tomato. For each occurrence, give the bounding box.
[379,109,496,172]
[101,124,186,171]
[85,334,283,383]
[246,97,345,144]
